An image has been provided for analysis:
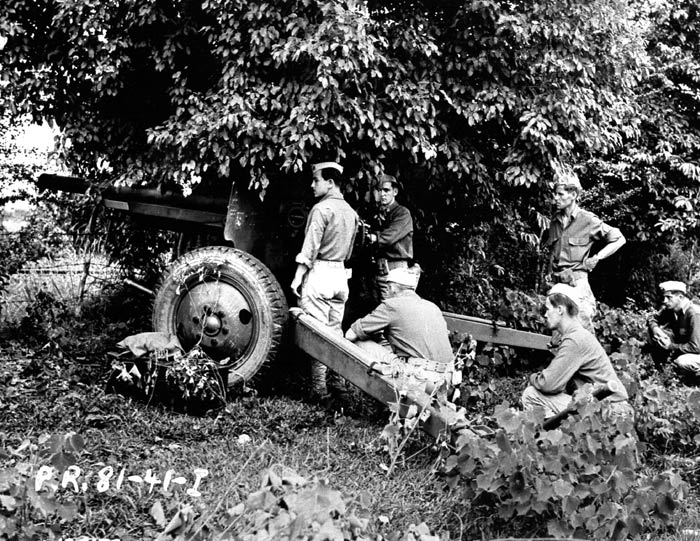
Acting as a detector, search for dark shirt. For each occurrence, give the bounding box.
[375,201,413,261]
[350,290,453,364]
[546,207,623,273]
[295,188,358,267]
[530,324,629,402]
[647,301,700,357]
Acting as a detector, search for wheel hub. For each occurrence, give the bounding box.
[175,278,255,362]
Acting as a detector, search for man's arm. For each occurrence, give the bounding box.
[584,221,625,270]
[347,302,393,341]
[290,263,308,298]
[529,336,584,394]
[291,207,326,294]
[673,309,700,356]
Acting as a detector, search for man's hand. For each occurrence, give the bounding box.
[583,255,600,271]
[345,328,358,342]
[653,331,672,350]
[291,264,308,298]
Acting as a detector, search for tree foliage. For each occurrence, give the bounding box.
[0,0,697,307]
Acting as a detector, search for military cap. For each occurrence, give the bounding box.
[311,161,344,174]
[379,174,400,189]
[660,280,687,294]
[387,265,421,289]
[548,283,580,307]
[554,171,582,191]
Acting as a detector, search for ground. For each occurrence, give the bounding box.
[2,282,700,540]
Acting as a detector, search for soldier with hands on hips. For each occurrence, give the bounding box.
[545,172,626,332]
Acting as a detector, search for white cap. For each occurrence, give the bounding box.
[311,161,344,174]
[548,283,580,306]
[660,281,687,294]
[387,267,420,288]
[553,171,582,190]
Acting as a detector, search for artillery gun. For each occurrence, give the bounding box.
[38,173,315,387]
[38,173,574,438]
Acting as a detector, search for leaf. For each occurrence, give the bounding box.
[150,501,167,527]
[552,479,573,498]
[0,495,17,511]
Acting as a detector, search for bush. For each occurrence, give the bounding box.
[445,401,687,540]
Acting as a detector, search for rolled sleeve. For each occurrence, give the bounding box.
[295,208,327,267]
[592,219,623,244]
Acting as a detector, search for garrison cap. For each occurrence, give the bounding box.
[660,281,687,294]
[379,173,400,189]
[548,283,580,307]
[387,265,421,289]
[554,171,582,191]
[311,161,344,175]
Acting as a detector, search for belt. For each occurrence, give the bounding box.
[553,269,589,285]
[377,258,409,270]
[314,259,346,268]
[405,357,452,373]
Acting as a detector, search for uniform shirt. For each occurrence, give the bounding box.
[375,202,413,261]
[295,188,358,267]
[546,207,623,273]
[350,290,453,364]
[647,300,700,357]
[529,324,629,402]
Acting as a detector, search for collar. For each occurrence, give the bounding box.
[381,201,398,213]
[680,297,692,314]
[554,204,580,224]
[321,186,344,202]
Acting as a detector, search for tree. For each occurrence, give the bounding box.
[0,0,653,309]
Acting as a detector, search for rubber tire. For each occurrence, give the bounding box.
[152,246,287,386]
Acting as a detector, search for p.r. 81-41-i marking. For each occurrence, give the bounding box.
[35,466,209,497]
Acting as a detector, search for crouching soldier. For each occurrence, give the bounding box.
[344,266,455,396]
[522,284,631,418]
[647,280,700,377]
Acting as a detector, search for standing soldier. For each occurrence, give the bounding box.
[545,173,626,332]
[368,174,414,301]
[291,160,359,398]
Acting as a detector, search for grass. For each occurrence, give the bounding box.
[1,275,699,540]
[0,338,459,539]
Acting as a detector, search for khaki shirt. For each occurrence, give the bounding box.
[295,188,358,267]
[530,324,628,402]
[350,290,454,364]
[546,207,623,273]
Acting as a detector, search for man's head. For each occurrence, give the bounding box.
[386,265,421,296]
[311,161,343,199]
[660,280,688,312]
[378,174,399,207]
[553,173,582,212]
[544,284,580,330]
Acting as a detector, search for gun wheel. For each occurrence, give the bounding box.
[152,246,287,388]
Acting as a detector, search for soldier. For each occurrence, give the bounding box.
[368,174,414,301]
[344,266,455,394]
[522,284,631,417]
[291,160,359,398]
[545,173,626,332]
[647,280,700,377]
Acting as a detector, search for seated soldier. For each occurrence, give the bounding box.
[522,284,631,418]
[647,280,700,376]
[344,266,455,394]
